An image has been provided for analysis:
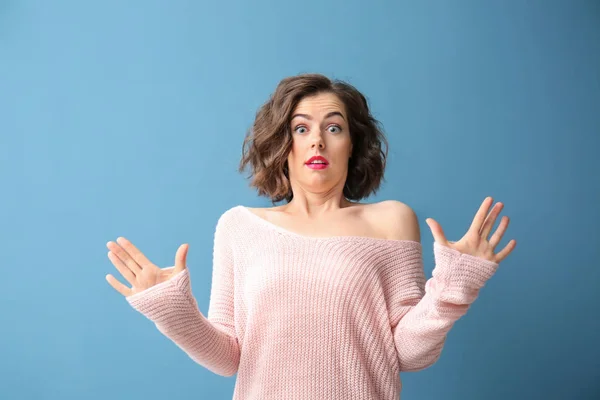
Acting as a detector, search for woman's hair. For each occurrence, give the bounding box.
[238,73,389,204]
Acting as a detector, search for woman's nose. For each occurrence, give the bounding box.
[311,133,325,149]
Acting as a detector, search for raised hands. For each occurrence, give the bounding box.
[425,196,516,264]
[105,237,189,297]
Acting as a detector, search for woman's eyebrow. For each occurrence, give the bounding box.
[291,111,346,121]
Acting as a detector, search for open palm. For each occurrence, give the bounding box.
[425,196,516,263]
[105,237,189,297]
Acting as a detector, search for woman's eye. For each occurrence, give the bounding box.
[294,126,307,134]
[328,125,342,133]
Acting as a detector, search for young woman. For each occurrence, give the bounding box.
[106,73,516,400]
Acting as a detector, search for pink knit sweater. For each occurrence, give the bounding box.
[126,205,499,399]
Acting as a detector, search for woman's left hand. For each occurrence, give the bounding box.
[425,196,516,264]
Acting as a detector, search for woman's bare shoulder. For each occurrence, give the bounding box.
[241,200,419,242]
[365,200,421,242]
[244,200,413,215]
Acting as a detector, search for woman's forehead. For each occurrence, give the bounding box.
[293,93,346,117]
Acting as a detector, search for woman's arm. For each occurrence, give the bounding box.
[126,213,240,377]
[390,242,499,372]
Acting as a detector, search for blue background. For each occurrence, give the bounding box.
[1,0,599,399]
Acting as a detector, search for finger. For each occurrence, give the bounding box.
[116,237,154,269]
[489,215,509,248]
[494,239,516,263]
[107,240,142,275]
[106,273,133,297]
[174,244,189,274]
[469,196,494,235]
[480,202,504,239]
[108,251,137,283]
[426,218,448,244]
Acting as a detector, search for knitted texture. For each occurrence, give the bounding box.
[126,205,500,399]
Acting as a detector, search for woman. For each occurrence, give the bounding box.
[105,74,516,399]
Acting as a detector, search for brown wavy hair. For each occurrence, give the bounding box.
[238,73,389,204]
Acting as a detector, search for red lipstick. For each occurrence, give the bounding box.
[305,155,329,170]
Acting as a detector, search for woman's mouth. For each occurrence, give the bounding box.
[305,155,329,170]
[306,162,328,170]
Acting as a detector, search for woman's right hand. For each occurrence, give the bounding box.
[105,237,189,297]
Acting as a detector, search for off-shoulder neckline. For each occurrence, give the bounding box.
[236,205,421,247]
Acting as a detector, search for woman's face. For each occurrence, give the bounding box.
[287,92,353,195]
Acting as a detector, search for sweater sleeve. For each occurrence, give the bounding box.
[124,212,240,377]
[389,241,500,372]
